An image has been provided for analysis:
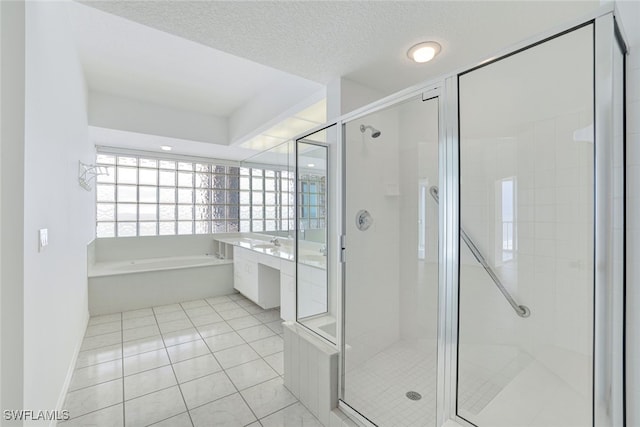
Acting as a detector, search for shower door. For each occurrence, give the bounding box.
[340,95,441,426]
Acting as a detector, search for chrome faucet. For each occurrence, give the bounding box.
[270,237,281,247]
[319,245,327,256]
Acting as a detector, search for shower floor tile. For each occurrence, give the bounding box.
[344,340,438,427]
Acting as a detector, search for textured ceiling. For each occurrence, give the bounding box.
[81,0,599,95]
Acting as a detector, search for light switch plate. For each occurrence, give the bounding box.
[39,228,48,251]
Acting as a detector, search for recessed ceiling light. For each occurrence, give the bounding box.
[307,163,315,168]
[407,41,441,63]
[160,145,172,151]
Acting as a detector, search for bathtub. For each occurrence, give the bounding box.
[88,254,234,315]
[90,255,227,277]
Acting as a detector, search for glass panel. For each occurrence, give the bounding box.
[196,189,211,204]
[177,189,193,204]
[139,168,157,185]
[96,203,115,221]
[296,128,332,341]
[159,160,176,170]
[195,205,210,221]
[251,206,263,220]
[117,186,137,203]
[212,206,225,220]
[117,156,137,166]
[96,154,115,165]
[240,207,251,220]
[177,172,193,187]
[159,222,176,235]
[159,205,175,221]
[195,173,210,189]
[139,158,157,168]
[159,170,175,186]
[213,175,226,189]
[239,191,250,204]
[343,97,439,426]
[213,191,226,204]
[252,177,263,190]
[117,222,136,237]
[196,163,210,173]
[117,204,137,221]
[226,206,239,219]
[457,25,593,426]
[252,192,263,205]
[139,186,157,204]
[159,188,175,204]
[178,205,193,220]
[227,175,240,190]
[139,222,157,236]
[96,222,115,238]
[139,204,157,221]
[96,184,115,202]
[195,221,209,234]
[117,167,137,184]
[212,221,226,233]
[178,221,193,234]
[227,191,240,205]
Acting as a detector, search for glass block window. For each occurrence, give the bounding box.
[298,174,326,231]
[239,167,294,234]
[95,153,240,237]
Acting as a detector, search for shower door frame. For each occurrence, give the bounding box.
[336,86,448,427]
[328,5,626,427]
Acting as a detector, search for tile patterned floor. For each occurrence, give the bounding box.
[61,293,322,427]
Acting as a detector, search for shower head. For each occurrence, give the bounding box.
[360,124,381,138]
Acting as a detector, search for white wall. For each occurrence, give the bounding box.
[398,97,439,343]
[343,109,401,367]
[23,0,94,417]
[228,79,323,145]
[616,1,640,425]
[0,0,25,419]
[89,90,228,145]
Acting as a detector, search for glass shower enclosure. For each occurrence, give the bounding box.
[336,10,626,427]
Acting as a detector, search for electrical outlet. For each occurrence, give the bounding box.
[39,228,48,251]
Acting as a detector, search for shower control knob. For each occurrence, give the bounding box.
[355,210,373,231]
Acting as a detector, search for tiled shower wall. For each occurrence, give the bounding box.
[620,0,640,424]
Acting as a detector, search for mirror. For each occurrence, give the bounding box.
[296,125,333,341]
[239,140,295,238]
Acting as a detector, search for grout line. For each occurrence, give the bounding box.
[120,312,126,427]
[145,410,191,427]
[79,296,286,426]
[63,402,123,423]
[198,298,262,423]
[151,306,196,427]
[256,400,299,422]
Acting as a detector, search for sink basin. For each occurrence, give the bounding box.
[252,243,277,249]
[301,254,327,264]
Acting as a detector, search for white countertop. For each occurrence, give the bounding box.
[214,235,326,269]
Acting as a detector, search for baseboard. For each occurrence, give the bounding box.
[50,309,90,427]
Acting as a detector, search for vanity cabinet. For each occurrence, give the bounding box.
[233,247,259,303]
[233,246,295,318]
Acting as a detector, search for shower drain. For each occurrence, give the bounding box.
[406,391,422,401]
